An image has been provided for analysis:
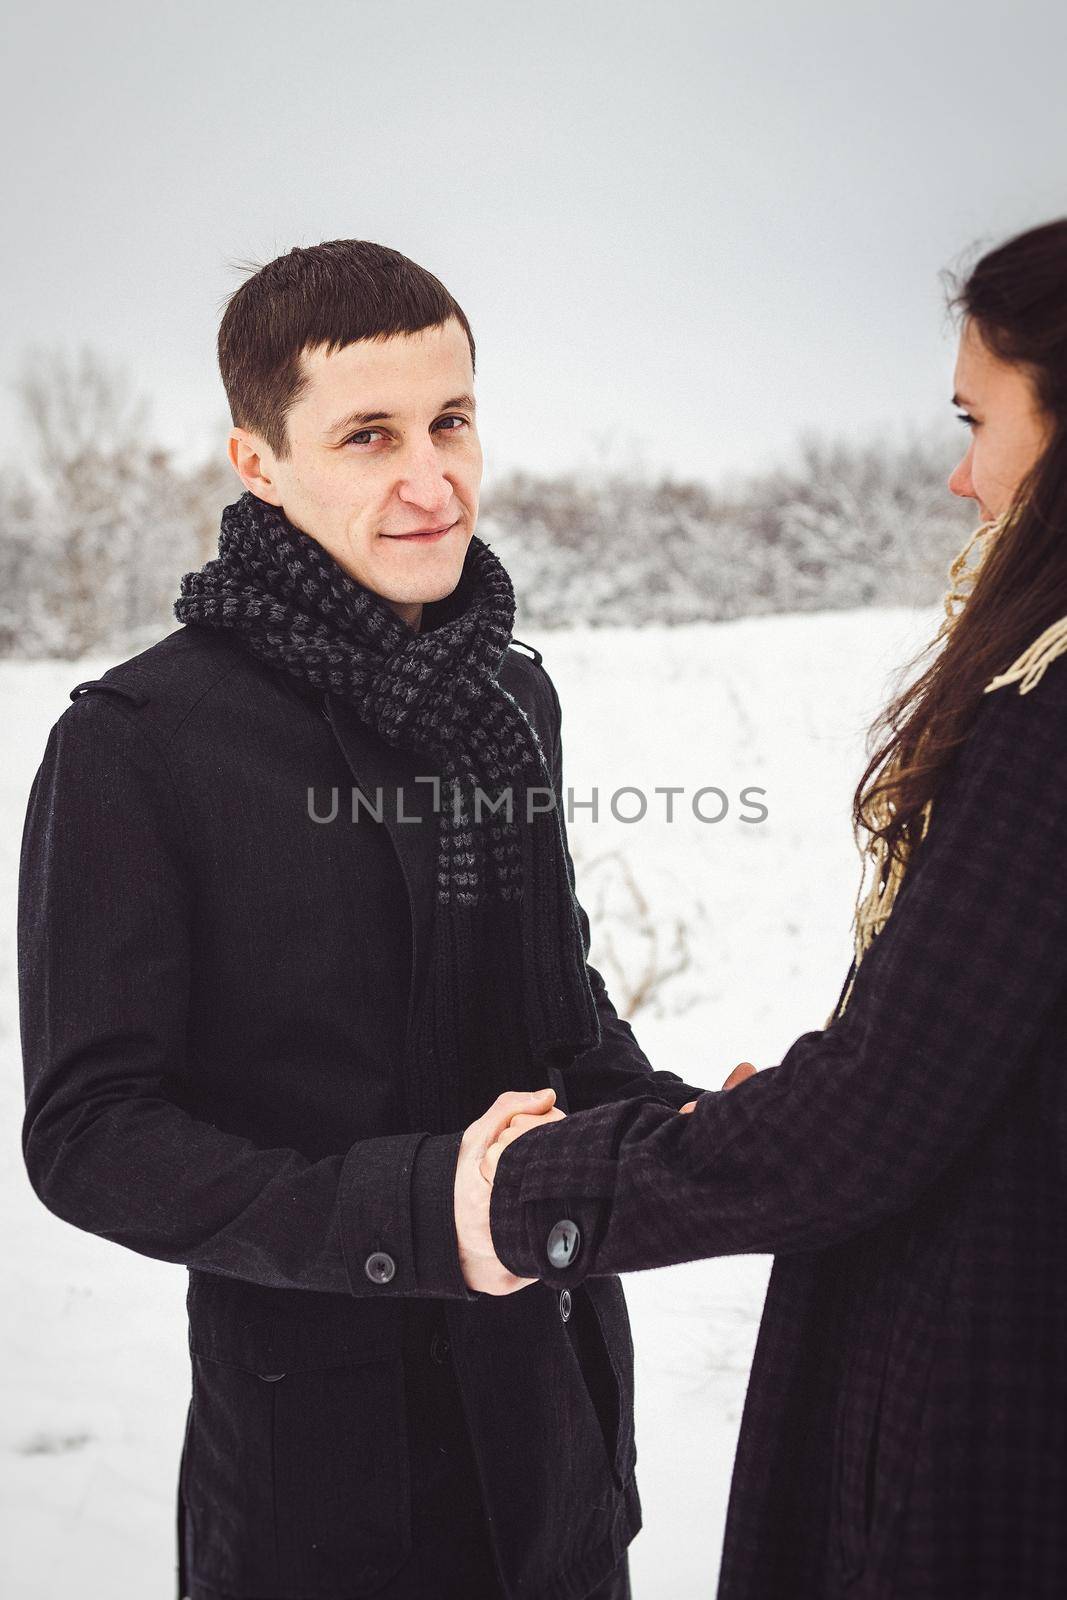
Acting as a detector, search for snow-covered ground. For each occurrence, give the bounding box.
[0,605,942,1600]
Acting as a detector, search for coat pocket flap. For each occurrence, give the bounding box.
[186,1269,399,1374]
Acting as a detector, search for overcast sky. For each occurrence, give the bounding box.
[2,0,1065,489]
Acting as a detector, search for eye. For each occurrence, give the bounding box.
[343,428,386,447]
[433,414,470,434]
[955,410,978,429]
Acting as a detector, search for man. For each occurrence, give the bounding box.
[18,239,708,1600]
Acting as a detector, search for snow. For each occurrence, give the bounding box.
[0,605,942,1599]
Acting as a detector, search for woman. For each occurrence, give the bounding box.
[482,218,1067,1599]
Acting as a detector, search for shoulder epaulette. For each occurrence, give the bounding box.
[69,678,149,707]
[510,638,543,667]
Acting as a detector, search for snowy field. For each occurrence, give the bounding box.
[0,605,942,1600]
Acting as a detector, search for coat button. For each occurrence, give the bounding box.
[546,1219,581,1269]
[365,1251,397,1284]
[559,1289,572,1322]
[430,1331,451,1364]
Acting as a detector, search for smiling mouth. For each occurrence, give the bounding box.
[382,520,460,542]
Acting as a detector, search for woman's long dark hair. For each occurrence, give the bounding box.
[852,219,1067,871]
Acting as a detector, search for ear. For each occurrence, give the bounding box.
[228,428,284,506]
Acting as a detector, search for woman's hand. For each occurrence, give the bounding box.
[679,1060,757,1112]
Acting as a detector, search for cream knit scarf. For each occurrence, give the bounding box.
[831,509,1067,1024]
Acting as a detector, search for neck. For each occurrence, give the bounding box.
[388,599,423,632]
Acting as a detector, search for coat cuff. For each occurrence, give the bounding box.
[638,1079,708,1111]
[488,1118,616,1288]
[339,1130,480,1300]
[410,1130,482,1299]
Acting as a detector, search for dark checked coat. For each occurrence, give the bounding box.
[17,620,708,1600]
[490,654,1067,1600]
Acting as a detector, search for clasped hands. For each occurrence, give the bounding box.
[453,1061,757,1295]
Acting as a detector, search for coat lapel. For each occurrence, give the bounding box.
[320,691,440,1024]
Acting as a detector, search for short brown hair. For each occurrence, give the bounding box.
[217,239,476,458]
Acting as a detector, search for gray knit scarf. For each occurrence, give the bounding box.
[174,490,600,1130]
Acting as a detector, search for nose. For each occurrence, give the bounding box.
[395,437,454,517]
[948,445,975,501]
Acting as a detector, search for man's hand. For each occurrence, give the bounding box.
[479,1103,565,1186]
[454,1089,566,1293]
[679,1060,757,1112]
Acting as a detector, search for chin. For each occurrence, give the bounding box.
[375,570,464,609]
[410,580,461,605]
[376,543,470,605]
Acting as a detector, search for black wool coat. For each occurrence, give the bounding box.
[490,654,1067,1600]
[17,620,708,1600]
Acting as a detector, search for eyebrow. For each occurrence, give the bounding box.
[951,391,976,409]
[325,393,476,440]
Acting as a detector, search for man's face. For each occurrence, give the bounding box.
[230,317,482,629]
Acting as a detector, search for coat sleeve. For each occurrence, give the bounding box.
[490,659,1067,1287]
[18,691,477,1301]
[540,667,709,1114]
